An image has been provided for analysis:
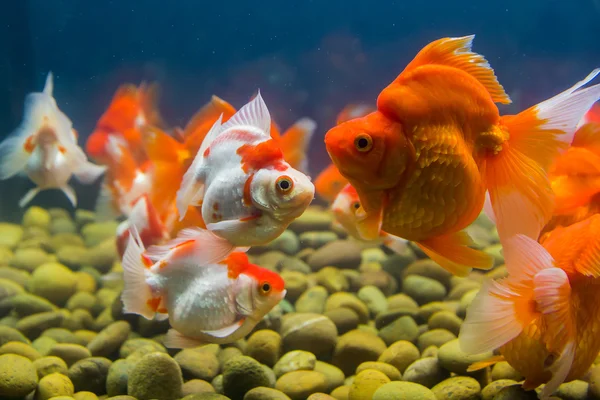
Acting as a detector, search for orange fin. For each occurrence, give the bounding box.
[488,69,600,241]
[278,118,316,172]
[466,355,506,372]
[572,122,600,155]
[550,147,600,176]
[182,95,237,154]
[139,82,165,128]
[400,35,511,104]
[142,125,188,164]
[416,231,494,276]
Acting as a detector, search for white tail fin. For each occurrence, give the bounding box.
[73,161,107,184]
[0,124,32,180]
[61,185,77,207]
[381,233,409,254]
[121,226,155,319]
[163,329,206,349]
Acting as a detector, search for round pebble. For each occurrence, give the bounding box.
[481,380,519,400]
[378,340,420,373]
[437,339,494,374]
[372,381,436,400]
[280,313,337,359]
[30,263,76,306]
[106,359,135,397]
[295,286,329,314]
[182,379,215,396]
[333,329,387,375]
[402,276,447,305]
[356,362,401,381]
[273,350,316,377]
[431,376,481,400]
[68,357,112,395]
[378,315,419,346]
[275,370,328,400]
[246,330,282,367]
[417,328,457,351]
[222,356,272,400]
[35,372,74,400]
[174,348,220,381]
[244,386,291,400]
[87,321,131,357]
[34,356,69,379]
[0,353,38,397]
[0,340,41,360]
[349,369,390,400]
[49,344,92,366]
[402,357,449,388]
[127,352,183,400]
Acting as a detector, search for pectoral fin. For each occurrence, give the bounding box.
[201,319,245,339]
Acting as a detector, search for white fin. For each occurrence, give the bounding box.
[155,313,169,321]
[61,185,77,207]
[202,319,244,338]
[0,126,32,180]
[43,72,54,96]
[459,278,524,354]
[19,188,41,208]
[121,226,155,320]
[73,161,106,184]
[220,91,271,135]
[101,271,123,283]
[483,191,497,224]
[198,114,224,158]
[127,196,151,234]
[206,219,249,238]
[95,184,121,221]
[145,226,237,266]
[163,329,206,349]
[502,234,555,280]
[381,233,408,254]
[534,68,600,147]
[539,341,575,400]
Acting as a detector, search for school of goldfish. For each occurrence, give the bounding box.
[1,34,600,398]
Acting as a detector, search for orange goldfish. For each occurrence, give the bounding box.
[460,214,600,399]
[539,122,600,238]
[86,82,163,164]
[314,104,375,203]
[324,35,600,276]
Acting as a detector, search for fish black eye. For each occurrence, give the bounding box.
[260,282,271,294]
[354,134,373,152]
[352,202,361,210]
[276,176,294,193]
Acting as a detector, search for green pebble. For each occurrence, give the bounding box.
[67,357,112,394]
[378,340,420,373]
[402,276,447,305]
[378,315,419,346]
[273,350,316,378]
[49,344,92,367]
[372,381,436,400]
[0,340,41,360]
[87,321,130,357]
[0,353,39,398]
[402,357,449,388]
[431,376,481,400]
[35,372,74,400]
[127,352,183,400]
[244,386,291,400]
[417,329,456,352]
[17,311,65,339]
[275,370,328,400]
[106,359,135,397]
[481,380,519,400]
[33,356,69,379]
[174,348,220,381]
[222,356,272,400]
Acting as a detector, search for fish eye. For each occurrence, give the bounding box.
[276,176,294,193]
[354,133,373,152]
[259,281,271,295]
[352,202,361,210]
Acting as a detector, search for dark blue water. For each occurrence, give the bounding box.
[1,0,599,218]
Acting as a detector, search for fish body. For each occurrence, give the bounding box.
[121,226,285,348]
[460,214,600,399]
[0,72,105,207]
[324,35,600,276]
[177,93,314,247]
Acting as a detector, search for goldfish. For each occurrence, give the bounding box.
[0,72,106,207]
[332,183,408,253]
[324,34,600,276]
[116,194,169,259]
[176,93,315,247]
[314,163,349,204]
[86,82,163,164]
[579,102,600,125]
[94,136,154,220]
[121,226,285,349]
[459,214,600,399]
[314,104,375,203]
[538,121,600,238]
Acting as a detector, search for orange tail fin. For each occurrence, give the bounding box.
[486,69,600,241]
[416,231,493,276]
[183,95,237,155]
[139,82,165,128]
[278,118,316,173]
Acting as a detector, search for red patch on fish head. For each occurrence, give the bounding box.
[223,252,251,279]
[237,139,287,173]
[86,131,110,160]
[246,264,286,296]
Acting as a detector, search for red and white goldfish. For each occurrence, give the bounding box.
[177,93,315,247]
[460,214,600,399]
[0,72,106,207]
[324,35,600,276]
[86,82,163,164]
[332,184,407,253]
[116,194,170,259]
[121,226,285,349]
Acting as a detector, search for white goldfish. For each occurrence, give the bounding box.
[121,226,286,349]
[332,183,408,253]
[0,72,105,207]
[176,92,315,247]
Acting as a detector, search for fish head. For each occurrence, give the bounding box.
[251,166,315,221]
[324,111,410,191]
[330,183,363,239]
[314,163,348,203]
[244,265,287,318]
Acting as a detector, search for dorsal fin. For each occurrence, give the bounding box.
[43,72,54,96]
[401,35,511,104]
[220,91,271,134]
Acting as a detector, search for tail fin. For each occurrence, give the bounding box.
[486,69,600,241]
[459,235,564,358]
[139,82,165,128]
[381,233,409,254]
[121,226,155,319]
[278,118,316,173]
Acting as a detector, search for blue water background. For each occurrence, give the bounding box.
[1,0,599,219]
